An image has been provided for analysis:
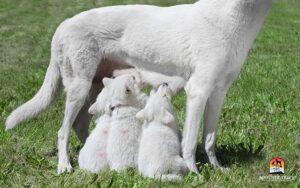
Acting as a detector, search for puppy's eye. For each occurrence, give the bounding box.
[126,88,131,94]
[132,76,136,81]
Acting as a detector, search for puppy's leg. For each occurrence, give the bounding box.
[57,78,92,174]
[201,87,229,169]
[72,84,102,143]
[182,73,213,174]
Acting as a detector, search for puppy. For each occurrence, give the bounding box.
[136,84,189,181]
[78,88,111,172]
[105,74,147,171]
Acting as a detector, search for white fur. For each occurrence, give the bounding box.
[105,74,146,171]
[78,88,111,172]
[6,0,272,174]
[137,84,188,181]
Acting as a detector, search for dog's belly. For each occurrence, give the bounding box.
[92,59,133,84]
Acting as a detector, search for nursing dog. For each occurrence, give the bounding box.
[104,74,146,171]
[78,88,111,172]
[6,0,272,174]
[137,84,188,181]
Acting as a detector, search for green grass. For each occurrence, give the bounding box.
[0,0,299,187]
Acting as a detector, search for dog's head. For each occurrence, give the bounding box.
[88,87,111,116]
[113,69,146,89]
[103,73,143,108]
[136,83,174,125]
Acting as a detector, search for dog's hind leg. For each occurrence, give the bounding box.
[72,100,92,144]
[72,84,102,143]
[57,77,93,174]
[201,87,229,169]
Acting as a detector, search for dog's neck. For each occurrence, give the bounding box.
[194,0,272,40]
[111,104,141,119]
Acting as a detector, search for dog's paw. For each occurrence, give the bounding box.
[184,157,199,174]
[57,162,73,174]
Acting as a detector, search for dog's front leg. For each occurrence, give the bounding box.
[202,86,230,169]
[182,75,212,175]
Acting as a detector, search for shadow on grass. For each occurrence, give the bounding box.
[195,143,264,168]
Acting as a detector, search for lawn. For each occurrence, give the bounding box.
[0,0,299,187]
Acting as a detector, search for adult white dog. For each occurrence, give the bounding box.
[137,84,189,181]
[5,0,272,174]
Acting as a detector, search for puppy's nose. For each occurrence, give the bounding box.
[162,83,168,87]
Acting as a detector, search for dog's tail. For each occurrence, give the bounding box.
[160,174,182,182]
[5,58,61,130]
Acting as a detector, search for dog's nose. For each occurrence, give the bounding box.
[162,82,168,86]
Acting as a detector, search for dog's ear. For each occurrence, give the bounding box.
[88,102,106,115]
[88,102,99,115]
[136,109,149,121]
[161,109,175,124]
[102,77,113,87]
[132,70,145,89]
[150,89,156,96]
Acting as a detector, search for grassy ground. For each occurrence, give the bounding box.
[0,0,299,187]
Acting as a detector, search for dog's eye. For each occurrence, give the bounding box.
[126,88,131,94]
[132,76,136,81]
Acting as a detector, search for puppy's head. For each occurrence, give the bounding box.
[88,87,111,116]
[112,69,145,89]
[136,83,174,125]
[103,73,143,108]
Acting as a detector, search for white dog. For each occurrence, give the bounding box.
[6,0,272,174]
[79,70,184,172]
[137,84,188,181]
[78,87,111,173]
[104,74,146,171]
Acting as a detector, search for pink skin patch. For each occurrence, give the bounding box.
[121,129,127,134]
[98,151,104,158]
[102,129,108,135]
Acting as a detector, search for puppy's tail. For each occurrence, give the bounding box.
[160,174,182,182]
[5,57,61,130]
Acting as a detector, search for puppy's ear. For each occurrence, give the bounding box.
[88,102,106,115]
[132,71,144,89]
[102,77,113,87]
[136,109,149,121]
[88,103,99,115]
[161,109,175,124]
[150,89,156,96]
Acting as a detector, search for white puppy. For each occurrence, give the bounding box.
[137,84,189,181]
[78,88,111,173]
[105,73,147,171]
